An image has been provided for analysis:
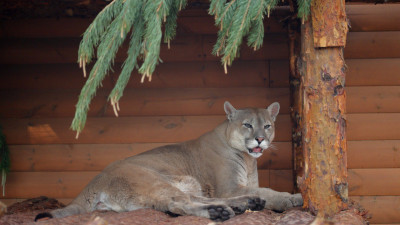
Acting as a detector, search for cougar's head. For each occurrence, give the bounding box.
[223,101,280,158]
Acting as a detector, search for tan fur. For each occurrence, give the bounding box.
[43,102,302,221]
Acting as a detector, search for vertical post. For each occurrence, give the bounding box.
[296,0,349,218]
[287,2,303,193]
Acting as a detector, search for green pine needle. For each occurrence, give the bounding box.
[72,0,311,135]
[72,0,188,135]
[0,126,10,196]
[297,0,311,22]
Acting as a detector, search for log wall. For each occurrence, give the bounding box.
[0,4,399,224]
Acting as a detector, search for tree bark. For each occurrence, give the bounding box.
[287,2,303,193]
[296,0,349,218]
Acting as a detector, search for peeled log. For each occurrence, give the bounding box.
[297,3,349,218]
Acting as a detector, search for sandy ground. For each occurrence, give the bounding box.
[0,196,368,225]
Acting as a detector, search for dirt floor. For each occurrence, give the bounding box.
[0,196,368,225]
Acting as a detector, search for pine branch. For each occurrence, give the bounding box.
[164,0,187,48]
[0,126,10,196]
[78,0,124,77]
[72,0,187,135]
[297,0,311,22]
[72,0,311,135]
[137,0,166,82]
[72,0,137,137]
[108,3,145,116]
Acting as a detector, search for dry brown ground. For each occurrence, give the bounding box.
[0,197,368,225]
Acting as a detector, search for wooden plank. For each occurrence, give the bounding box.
[348,140,400,169]
[270,58,400,88]
[0,16,287,38]
[0,172,98,198]
[1,32,399,64]
[1,113,399,144]
[9,143,167,172]
[345,32,400,59]
[190,34,289,61]
[8,142,292,172]
[347,86,400,113]
[0,170,293,199]
[0,31,400,64]
[351,196,400,224]
[0,61,269,90]
[0,34,289,64]
[0,35,204,64]
[346,4,400,32]
[347,113,400,141]
[0,88,289,118]
[0,115,292,144]
[346,58,400,86]
[348,169,400,196]
[2,5,399,38]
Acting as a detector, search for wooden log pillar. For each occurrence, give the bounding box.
[295,0,349,218]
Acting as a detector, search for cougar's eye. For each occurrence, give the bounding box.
[243,123,253,128]
[264,124,271,129]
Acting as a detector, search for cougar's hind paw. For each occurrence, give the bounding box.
[248,197,265,211]
[231,205,246,215]
[34,212,53,221]
[207,205,234,221]
[165,211,181,217]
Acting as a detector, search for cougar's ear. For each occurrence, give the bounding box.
[224,101,237,121]
[267,102,280,121]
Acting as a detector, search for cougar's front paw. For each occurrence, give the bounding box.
[289,193,303,207]
[207,205,234,221]
[273,193,303,213]
[228,196,265,214]
[248,197,265,211]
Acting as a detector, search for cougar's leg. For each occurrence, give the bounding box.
[189,195,266,214]
[93,167,235,221]
[223,187,303,212]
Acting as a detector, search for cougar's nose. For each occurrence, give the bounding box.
[256,137,265,144]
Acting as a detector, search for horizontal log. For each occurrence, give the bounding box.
[2,85,400,118]
[3,58,399,91]
[0,16,286,38]
[269,58,400,88]
[347,86,400,113]
[349,169,400,196]
[0,61,269,90]
[345,31,400,59]
[347,113,400,141]
[8,140,399,173]
[2,31,399,64]
[0,88,290,118]
[0,170,293,199]
[346,4,400,32]
[1,113,399,144]
[8,142,293,172]
[1,168,398,199]
[0,34,289,64]
[1,172,98,199]
[1,5,398,38]
[351,196,400,224]
[0,115,292,144]
[348,140,400,169]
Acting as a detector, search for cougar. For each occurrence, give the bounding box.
[36,102,302,221]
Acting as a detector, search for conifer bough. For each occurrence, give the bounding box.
[72,0,311,136]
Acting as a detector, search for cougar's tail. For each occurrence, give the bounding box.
[34,203,87,221]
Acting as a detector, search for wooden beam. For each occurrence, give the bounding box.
[297,0,348,217]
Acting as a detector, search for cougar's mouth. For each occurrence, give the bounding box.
[249,147,263,153]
